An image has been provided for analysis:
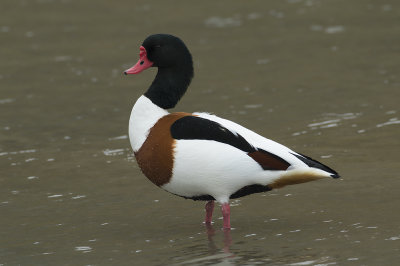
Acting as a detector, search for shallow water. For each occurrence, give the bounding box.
[1,0,400,265]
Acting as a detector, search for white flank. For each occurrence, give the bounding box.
[165,139,265,203]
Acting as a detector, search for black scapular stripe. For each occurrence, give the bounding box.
[290,152,340,178]
[171,116,257,152]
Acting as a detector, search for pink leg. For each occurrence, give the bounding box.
[221,203,231,229]
[205,200,214,224]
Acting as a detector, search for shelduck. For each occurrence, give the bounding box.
[124,34,339,229]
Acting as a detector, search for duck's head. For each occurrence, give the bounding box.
[124,34,194,109]
[124,34,193,75]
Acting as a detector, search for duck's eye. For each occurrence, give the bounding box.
[140,61,144,65]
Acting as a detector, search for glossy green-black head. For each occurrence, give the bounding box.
[124,34,194,109]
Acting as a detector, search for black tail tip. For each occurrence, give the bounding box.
[331,173,341,179]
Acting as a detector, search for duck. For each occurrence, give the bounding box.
[124,34,339,229]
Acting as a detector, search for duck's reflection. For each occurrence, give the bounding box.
[205,223,233,254]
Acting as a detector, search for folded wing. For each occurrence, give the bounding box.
[171,115,291,171]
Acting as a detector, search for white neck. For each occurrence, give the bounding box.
[129,95,169,152]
